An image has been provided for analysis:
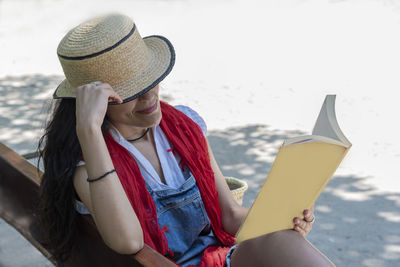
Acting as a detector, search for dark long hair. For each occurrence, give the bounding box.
[37,98,83,262]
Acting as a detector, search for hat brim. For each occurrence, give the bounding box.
[53,35,175,104]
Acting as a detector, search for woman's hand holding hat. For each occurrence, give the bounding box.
[75,82,122,134]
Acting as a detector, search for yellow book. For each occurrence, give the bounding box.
[235,95,352,243]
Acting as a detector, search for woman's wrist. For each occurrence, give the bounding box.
[76,123,103,139]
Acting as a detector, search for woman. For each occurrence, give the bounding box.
[38,13,334,266]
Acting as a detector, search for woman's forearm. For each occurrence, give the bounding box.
[77,126,143,254]
[222,205,249,236]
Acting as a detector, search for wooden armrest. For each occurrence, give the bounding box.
[0,142,54,264]
[130,244,177,267]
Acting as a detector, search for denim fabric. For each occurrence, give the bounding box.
[146,174,221,266]
[225,244,237,267]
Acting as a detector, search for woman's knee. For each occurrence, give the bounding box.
[231,230,334,267]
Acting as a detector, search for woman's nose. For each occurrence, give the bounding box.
[138,85,158,101]
[138,90,153,100]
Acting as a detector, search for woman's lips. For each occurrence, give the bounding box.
[136,102,157,114]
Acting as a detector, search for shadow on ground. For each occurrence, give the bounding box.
[0,74,63,154]
[209,126,400,267]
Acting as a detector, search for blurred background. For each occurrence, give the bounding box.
[0,0,399,266]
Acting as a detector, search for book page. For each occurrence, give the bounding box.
[283,135,347,147]
[312,95,351,147]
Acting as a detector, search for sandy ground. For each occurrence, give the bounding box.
[0,0,399,266]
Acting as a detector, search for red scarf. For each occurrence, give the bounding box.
[104,102,235,266]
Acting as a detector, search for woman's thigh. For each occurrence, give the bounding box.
[230,230,335,267]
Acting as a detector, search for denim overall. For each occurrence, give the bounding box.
[146,173,221,266]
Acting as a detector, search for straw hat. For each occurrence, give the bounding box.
[53,13,175,104]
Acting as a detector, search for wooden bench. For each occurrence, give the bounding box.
[0,142,176,266]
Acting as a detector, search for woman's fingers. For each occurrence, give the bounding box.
[75,81,123,131]
[101,83,123,104]
[107,92,123,103]
[293,207,315,236]
[293,219,311,237]
[77,82,123,103]
[294,217,312,232]
[91,82,123,102]
[95,82,123,103]
[294,225,306,237]
[303,207,315,223]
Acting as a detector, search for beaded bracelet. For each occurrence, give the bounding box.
[87,169,117,183]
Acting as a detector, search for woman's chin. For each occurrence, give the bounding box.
[134,111,162,128]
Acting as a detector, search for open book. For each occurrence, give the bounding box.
[235,95,352,243]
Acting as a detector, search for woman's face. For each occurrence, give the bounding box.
[106,84,162,130]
